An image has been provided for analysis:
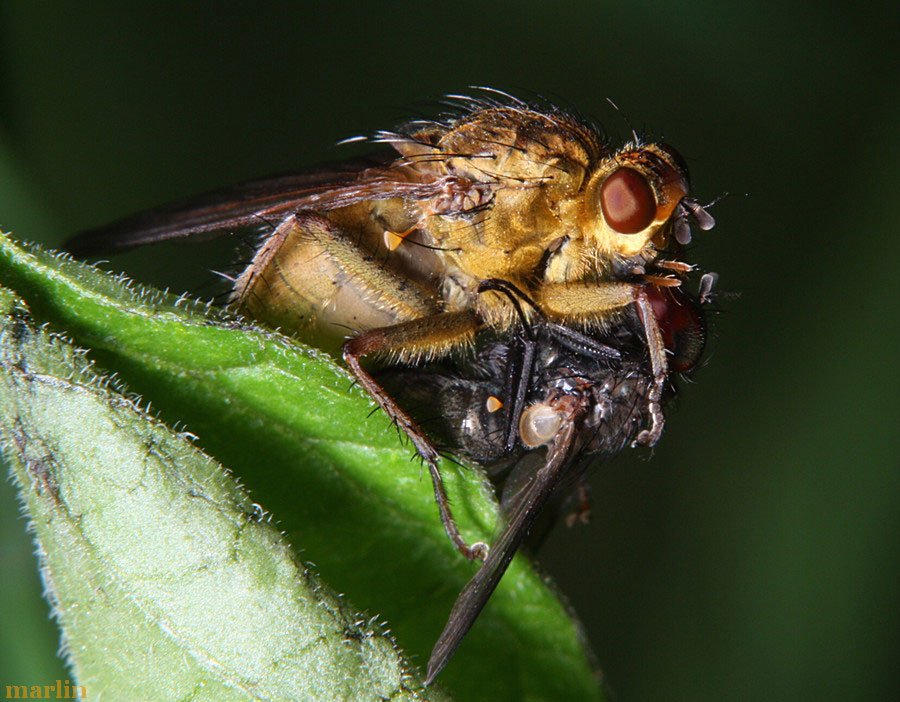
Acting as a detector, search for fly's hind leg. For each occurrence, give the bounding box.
[232,211,441,342]
[344,310,489,561]
[234,211,488,559]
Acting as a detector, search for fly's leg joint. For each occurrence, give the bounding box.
[426,461,488,561]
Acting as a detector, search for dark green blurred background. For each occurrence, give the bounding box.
[1,3,896,700]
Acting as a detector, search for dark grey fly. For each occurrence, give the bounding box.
[384,275,715,682]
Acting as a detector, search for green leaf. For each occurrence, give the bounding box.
[0,288,446,701]
[0,233,605,701]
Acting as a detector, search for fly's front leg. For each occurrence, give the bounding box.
[537,280,670,446]
[344,310,489,561]
[630,286,668,445]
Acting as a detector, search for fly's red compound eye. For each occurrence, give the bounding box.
[646,286,706,372]
[600,167,656,234]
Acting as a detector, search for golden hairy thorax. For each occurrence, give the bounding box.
[237,104,693,348]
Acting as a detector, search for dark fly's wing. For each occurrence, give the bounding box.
[65,153,446,256]
[425,415,579,684]
[498,446,589,522]
[498,451,544,514]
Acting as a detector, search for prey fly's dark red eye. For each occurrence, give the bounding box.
[600,167,656,234]
[646,286,706,372]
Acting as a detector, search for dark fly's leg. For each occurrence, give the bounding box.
[501,335,537,453]
[344,310,489,561]
[474,279,541,453]
[544,323,621,363]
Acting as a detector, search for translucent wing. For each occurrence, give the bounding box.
[65,153,451,256]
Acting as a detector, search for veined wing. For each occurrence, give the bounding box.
[65,154,448,255]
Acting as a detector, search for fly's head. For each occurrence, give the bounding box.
[567,142,714,274]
